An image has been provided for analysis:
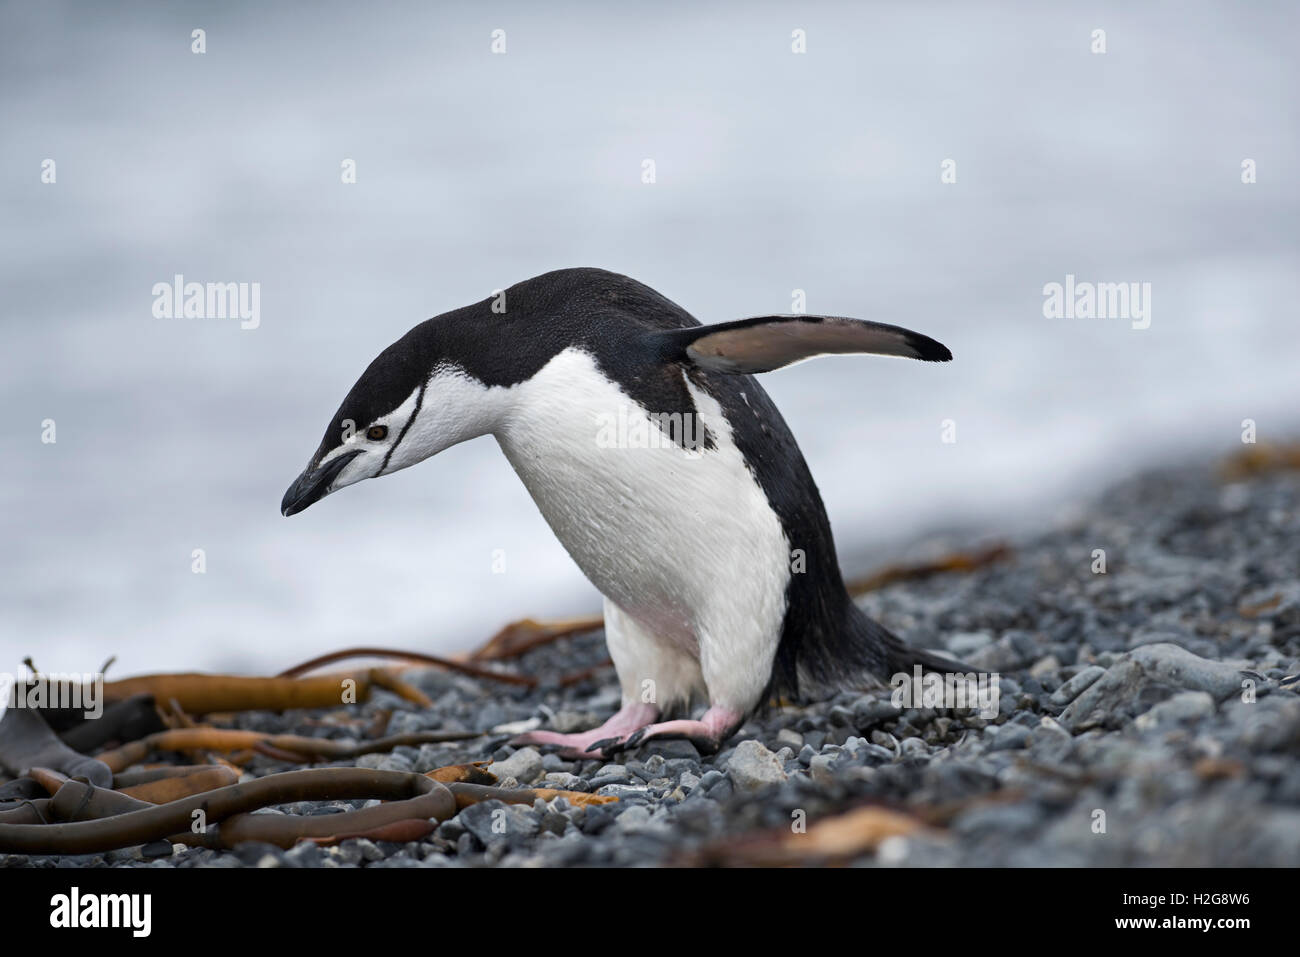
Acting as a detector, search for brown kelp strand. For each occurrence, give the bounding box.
[1218,441,1300,481]
[58,694,167,752]
[673,804,927,867]
[52,780,154,822]
[207,787,451,848]
[0,800,54,826]
[0,707,113,787]
[0,768,453,855]
[110,765,225,788]
[100,668,431,714]
[468,615,605,661]
[845,543,1011,596]
[27,767,69,795]
[425,763,497,785]
[95,728,482,773]
[0,778,48,803]
[117,766,239,803]
[276,647,537,687]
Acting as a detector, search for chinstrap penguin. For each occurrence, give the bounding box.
[281,268,963,757]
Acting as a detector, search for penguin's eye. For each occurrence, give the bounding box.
[367,425,388,441]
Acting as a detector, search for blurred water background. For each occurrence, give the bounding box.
[3,1,1297,674]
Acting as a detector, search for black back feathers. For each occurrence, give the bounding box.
[312,271,952,467]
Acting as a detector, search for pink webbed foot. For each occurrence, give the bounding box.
[601,706,744,756]
[509,703,659,760]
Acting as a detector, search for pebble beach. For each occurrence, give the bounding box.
[10,453,1299,869]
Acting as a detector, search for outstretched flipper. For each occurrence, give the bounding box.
[654,314,952,374]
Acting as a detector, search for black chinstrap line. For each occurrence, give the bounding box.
[380,379,427,474]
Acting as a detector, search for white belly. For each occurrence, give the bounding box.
[495,348,791,668]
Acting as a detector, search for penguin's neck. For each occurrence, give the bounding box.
[387,365,518,471]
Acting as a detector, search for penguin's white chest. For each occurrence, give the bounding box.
[495,348,791,653]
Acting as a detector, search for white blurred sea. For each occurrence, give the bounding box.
[2,1,1297,674]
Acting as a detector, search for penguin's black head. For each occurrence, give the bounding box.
[280,316,505,517]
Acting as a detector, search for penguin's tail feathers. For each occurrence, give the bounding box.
[877,619,973,679]
[846,602,973,684]
[780,603,975,704]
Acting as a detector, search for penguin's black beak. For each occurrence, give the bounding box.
[280,449,363,517]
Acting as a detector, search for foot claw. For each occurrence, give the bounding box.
[590,727,652,757]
